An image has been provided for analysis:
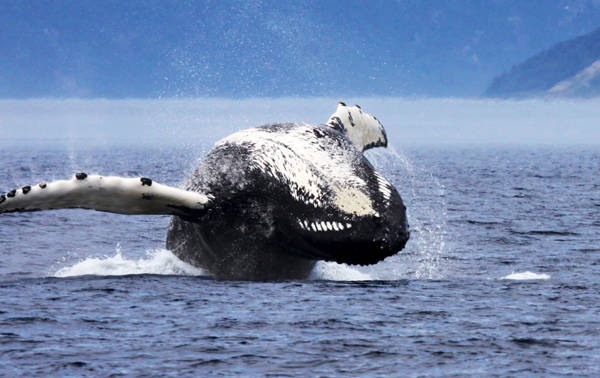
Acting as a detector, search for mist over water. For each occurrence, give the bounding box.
[2,97,600,147]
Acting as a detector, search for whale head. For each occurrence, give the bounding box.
[326,102,387,152]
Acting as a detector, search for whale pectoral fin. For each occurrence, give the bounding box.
[0,174,211,217]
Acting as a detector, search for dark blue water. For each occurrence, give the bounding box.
[1,142,599,376]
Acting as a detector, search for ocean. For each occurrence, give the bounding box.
[0,99,599,376]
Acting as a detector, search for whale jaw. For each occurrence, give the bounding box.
[166,187,409,280]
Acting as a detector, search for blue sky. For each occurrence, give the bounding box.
[1,0,600,98]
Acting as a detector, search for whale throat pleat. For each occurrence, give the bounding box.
[0,174,210,216]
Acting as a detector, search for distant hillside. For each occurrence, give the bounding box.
[3,1,600,98]
[484,27,600,98]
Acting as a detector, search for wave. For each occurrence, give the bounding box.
[54,247,205,278]
[510,229,579,236]
[309,262,372,281]
[54,247,551,282]
[501,271,550,280]
[53,244,373,281]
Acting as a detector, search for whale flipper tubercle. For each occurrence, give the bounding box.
[0,174,211,217]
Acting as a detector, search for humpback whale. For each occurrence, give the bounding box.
[0,103,409,280]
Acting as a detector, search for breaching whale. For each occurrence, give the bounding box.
[0,102,409,280]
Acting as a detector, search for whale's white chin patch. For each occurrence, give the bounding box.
[332,186,376,217]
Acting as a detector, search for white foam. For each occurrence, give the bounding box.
[308,261,372,281]
[54,247,205,277]
[501,271,550,280]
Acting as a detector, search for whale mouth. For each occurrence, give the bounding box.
[286,215,410,266]
[300,236,410,266]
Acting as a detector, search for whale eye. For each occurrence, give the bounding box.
[75,172,88,180]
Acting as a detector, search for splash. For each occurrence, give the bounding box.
[54,244,205,277]
[51,144,445,282]
[364,146,448,280]
[309,261,372,281]
[501,271,550,280]
[54,246,371,281]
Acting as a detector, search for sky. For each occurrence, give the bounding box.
[1,0,600,98]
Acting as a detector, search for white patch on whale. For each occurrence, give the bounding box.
[332,186,377,216]
[218,126,330,209]
[216,117,378,216]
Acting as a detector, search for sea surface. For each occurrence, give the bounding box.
[1,131,599,375]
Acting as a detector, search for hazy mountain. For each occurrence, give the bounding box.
[2,0,600,98]
[484,27,600,98]
[547,59,600,97]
